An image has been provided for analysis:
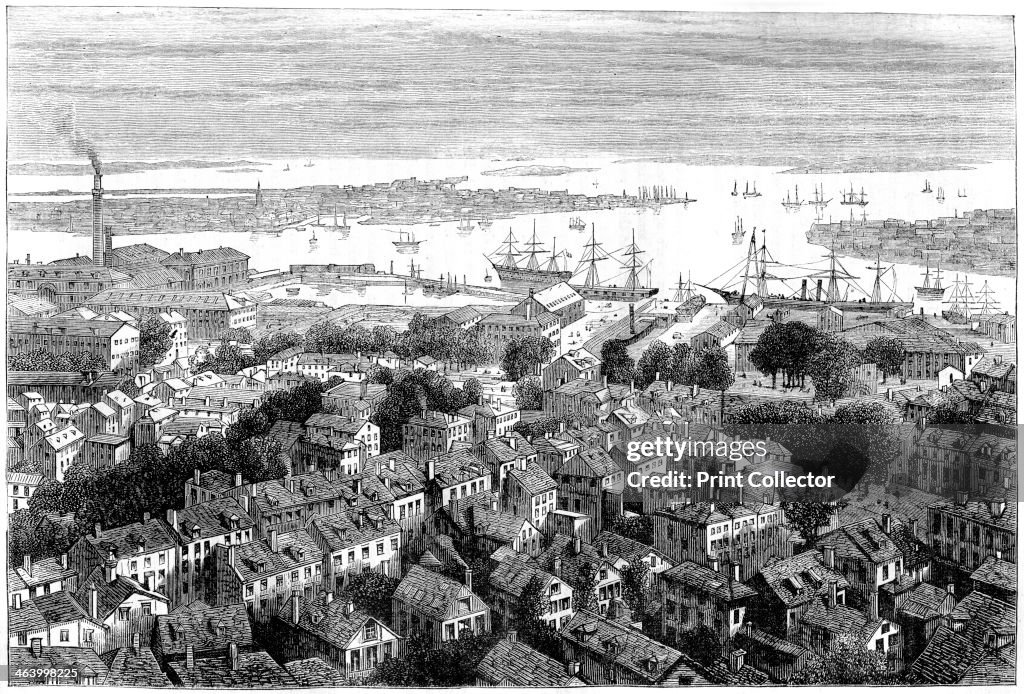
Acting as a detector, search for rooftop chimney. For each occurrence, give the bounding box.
[92,173,108,267]
[507,630,518,643]
[23,554,31,577]
[228,642,240,671]
[464,568,473,592]
[573,535,582,555]
[185,644,195,670]
[567,660,581,677]
[827,580,838,608]
[823,545,836,569]
[89,584,99,619]
[729,649,746,673]
[881,514,891,534]
[290,592,301,625]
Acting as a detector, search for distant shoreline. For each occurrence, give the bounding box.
[481,165,598,177]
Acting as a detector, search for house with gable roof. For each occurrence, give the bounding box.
[392,564,490,646]
[476,631,585,686]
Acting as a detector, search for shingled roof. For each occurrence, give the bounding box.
[661,561,756,602]
[155,601,253,660]
[100,645,171,687]
[282,657,351,686]
[754,550,851,609]
[275,591,395,652]
[560,609,688,684]
[168,650,296,687]
[477,637,581,686]
[392,565,485,623]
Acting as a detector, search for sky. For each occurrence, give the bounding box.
[6,9,1016,164]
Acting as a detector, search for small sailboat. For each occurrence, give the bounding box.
[457,216,474,233]
[304,159,314,168]
[283,163,291,171]
[958,188,968,198]
[569,216,586,231]
[936,187,945,203]
[731,217,746,245]
[484,268,493,283]
[840,184,869,207]
[731,180,739,197]
[743,181,761,199]
[781,185,802,211]
[478,218,494,231]
[921,179,932,193]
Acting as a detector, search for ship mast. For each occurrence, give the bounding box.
[740,227,757,300]
[545,236,563,273]
[868,253,885,303]
[621,229,647,291]
[523,220,546,271]
[493,229,521,269]
[975,281,999,317]
[577,224,610,289]
[756,230,769,297]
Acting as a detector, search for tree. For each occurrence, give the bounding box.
[831,401,902,487]
[512,575,562,659]
[500,336,555,381]
[780,322,827,388]
[781,498,849,547]
[726,400,830,464]
[366,364,394,386]
[863,336,905,384]
[138,315,174,368]
[676,625,722,666]
[462,377,483,406]
[9,349,107,372]
[346,568,400,622]
[689,346,734,392]
[789,635,901,684]
[190,342,256,376]
[369,631,498,686]
[513,416,571,439]
[601,339,635,384]
[636,340,673,389]
[621,557,650,619]
[252,331,303,365]
[513,376,543,410]
[609,515,653,545]
[748,321,788,388]
[571,561,599,611]
[808,335,862,403]
[668,343,693,384]
[369,325,398,354]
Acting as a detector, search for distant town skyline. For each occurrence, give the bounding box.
[7,9,1016,164]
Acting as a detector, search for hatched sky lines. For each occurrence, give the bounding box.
[6,9,1015,164]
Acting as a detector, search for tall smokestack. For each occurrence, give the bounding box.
[92,174,106,266]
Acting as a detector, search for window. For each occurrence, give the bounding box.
[118,607,131,621]
[391,538,399,551]
[377,543,385,556]
[599,569,608,581]
[141,602,152,616]
[362,546,370,560]
[875,638,885,651]
[365,623,378,641]
[60,630,70,642]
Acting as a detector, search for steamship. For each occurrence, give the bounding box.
[698,227,910,311]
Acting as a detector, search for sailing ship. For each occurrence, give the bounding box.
[457,216,474,233]
[570,225,658,302]
[731,181,739,197]
[478,218,494,231]
[974,281,999,319]
[841,185,869,206]
[942,275,975,324]
[698,228,906,309]
[569,216,587,231]
[782,185,803,211]
[936,187,945,203]
[304,159,314,168]
[811,184,832,209]
[921,179,932,194]
[487,223,572,293]
[958,188,968,198]
[283,164,291,171]
[392,230,423,254]
[914,263,946,300]
[731,217,746,245]
[742,181,761,199]
[673,272,698,303]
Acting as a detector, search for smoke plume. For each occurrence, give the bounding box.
[55,104,101,174]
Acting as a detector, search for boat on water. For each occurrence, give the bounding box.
[487,222,572,293]
[936,187,945,203]
[698,227,907,310]
[457,216,474,233]
[673,271,699,302]
[392,230,423,254]
[811,184,832,209]
[478,218,494,231]
[569,216,586,231]
[922,179,932,193]
[915,262,946,300]
[484,268,493,283]
[958,188,968,198]
[841,185,869,206]
[304,159,314,168]
[782,185,803,211]
[570,225,658,302]
[942,275,975,324]
[742,181,761,199]
[731,217,746,245]
[731,181,739,197]
[283,164,291,171]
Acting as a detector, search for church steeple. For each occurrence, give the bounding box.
[255,180,263,209]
